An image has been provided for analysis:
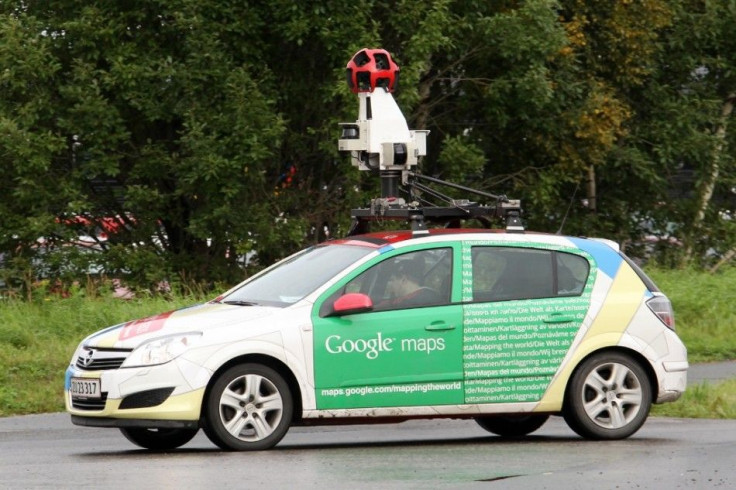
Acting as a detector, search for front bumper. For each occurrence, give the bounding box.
[71,415,199,429]
[64,359,207,422]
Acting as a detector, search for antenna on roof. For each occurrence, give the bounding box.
[556,180,580,235]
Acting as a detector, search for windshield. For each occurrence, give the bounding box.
[221,244,373,307]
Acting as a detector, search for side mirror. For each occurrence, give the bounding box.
[331,293,373,316]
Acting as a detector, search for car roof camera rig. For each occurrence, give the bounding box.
[339,48,523,236]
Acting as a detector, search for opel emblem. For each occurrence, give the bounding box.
[81,349,94,367]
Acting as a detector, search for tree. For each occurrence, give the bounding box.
[397,0,675,245]
[601,0,736,266]
[657,0,736,265]
[3,0,735,296]
[1,2,289,290]
[537,0,674,243]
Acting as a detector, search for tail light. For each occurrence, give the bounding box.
[646,295,675,330]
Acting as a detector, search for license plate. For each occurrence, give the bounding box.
[70,378,101,399]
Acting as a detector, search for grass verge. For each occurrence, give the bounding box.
[0,292,197,416]
[651,380,736,419]
[0,266,734,418]
[647,267,736,362]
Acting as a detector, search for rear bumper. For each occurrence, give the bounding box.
[655,360,688,403]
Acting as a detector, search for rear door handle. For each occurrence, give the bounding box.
[543,314,574,324]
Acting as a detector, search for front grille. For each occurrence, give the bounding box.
[72,392,108,411]
[76,356,127,370]
[76,347,132,371]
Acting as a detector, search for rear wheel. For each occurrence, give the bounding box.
[119,427,198,450]
[564,351,652,440]
[475,414,549,437]
[203,363,293,451]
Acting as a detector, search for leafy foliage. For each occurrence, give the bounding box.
[1,0,735,294]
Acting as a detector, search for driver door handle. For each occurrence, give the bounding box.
[425,322,455,331]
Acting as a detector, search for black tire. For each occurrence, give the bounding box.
[203,363,293,451]
[475,414,549,437]
[119,427,199,450]
[563,351,652,440]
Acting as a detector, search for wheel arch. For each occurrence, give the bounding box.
[201,354,304,425]
[562,346,657,412]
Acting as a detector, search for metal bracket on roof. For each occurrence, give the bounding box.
[347,172,524,236]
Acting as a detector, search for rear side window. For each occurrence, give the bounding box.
[557,252,588,295]
[471,247,589,302]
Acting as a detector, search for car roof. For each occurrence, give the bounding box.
[327,228,544,248]
[325,229,621,255]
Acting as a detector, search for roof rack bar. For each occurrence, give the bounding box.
[408,172,507,202]
[409,181,471,213]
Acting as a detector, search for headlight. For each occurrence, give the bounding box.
[122,332,202,368]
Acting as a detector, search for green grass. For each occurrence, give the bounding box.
[0,266,734,418]
[651,380,736,418]
[647,267,736,362]
[0,292,199,416]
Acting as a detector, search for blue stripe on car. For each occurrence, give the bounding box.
[568,238,623,279]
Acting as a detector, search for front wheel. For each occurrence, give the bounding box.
[475,414,549,437]
[203,363,293,451]
[119,427,199,450]
[564,351,652,440]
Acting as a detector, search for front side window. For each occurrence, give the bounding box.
[340,248,453,312]
[471,247,589,302]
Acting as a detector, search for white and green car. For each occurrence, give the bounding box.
[66,229,688,450]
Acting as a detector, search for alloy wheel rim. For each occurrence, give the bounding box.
[582,362,643,429]
[218,374,284,442]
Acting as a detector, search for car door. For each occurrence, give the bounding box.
[461,242,594,404]
[311,244,465,410]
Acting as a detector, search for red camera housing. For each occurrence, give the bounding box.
[346,48,400,93]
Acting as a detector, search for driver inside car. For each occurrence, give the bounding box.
[378,256,442,309]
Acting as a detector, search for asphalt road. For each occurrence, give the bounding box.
[1,412,735,489]
[1,362,734,489]
[688,360,736,384]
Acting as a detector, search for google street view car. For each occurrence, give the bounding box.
[65,49,687,451]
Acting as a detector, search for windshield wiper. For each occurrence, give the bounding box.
[222,300,259,306]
